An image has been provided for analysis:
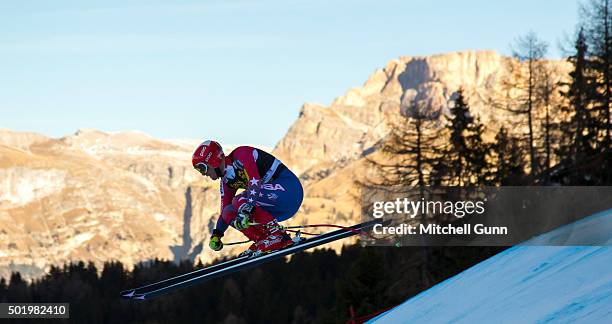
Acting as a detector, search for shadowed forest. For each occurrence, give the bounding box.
[0,246,503,323]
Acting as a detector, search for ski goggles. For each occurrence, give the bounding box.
[195,162,209,175]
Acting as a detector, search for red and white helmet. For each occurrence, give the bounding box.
[192,140,224,176]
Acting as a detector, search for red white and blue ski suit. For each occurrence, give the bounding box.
[215,146,304,236]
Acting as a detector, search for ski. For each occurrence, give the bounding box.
[120,219,380,300]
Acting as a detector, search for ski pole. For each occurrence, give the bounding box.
[285,229,318,236]
[223,240,251,246]
[274,224,377,239]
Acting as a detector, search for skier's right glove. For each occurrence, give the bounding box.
[233,203,255,230]
[209,229,224,251]
[232,213,251,231]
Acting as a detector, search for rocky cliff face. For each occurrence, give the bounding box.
[273,50,569,177]
[0,129,252,279]
[0,50,571,280]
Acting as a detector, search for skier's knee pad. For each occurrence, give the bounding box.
[250,207,275,224]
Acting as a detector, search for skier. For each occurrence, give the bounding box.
[192,140,304,255]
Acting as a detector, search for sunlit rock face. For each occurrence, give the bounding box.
[274,50,569,175]
[0,129,240,279]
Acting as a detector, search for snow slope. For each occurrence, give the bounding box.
[370,208,612,323]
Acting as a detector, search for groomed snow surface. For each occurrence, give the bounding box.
[371,209,612,323]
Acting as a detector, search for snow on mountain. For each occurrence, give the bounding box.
[370,209,612,323]
[61,128,190,158]
[0,167,68,207]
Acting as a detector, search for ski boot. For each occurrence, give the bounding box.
[233,203,296,256]
[237,211,294,256]
[239,221,294,256]
[251,230,294,253]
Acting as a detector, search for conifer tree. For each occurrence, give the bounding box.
[493,127,527,185]
[368,101,441,189]
[433,90,492,186]
[502,32,549,176]
[581,0,612,150]
[0,277,7,302]
[558,29,599,167]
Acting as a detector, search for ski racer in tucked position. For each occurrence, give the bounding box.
[192,140,304,255]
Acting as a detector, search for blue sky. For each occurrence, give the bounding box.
[0,0,578,147]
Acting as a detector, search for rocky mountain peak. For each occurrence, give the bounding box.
[274,50,569,176]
